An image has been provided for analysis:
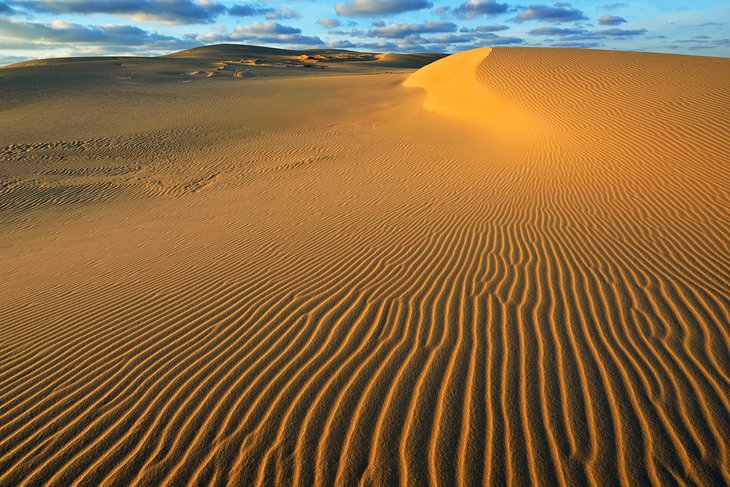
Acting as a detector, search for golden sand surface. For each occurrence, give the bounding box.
[0,45,728,486]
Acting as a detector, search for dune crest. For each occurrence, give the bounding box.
[404,48,533,135]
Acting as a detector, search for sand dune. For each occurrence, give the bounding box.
[0,45,728,486]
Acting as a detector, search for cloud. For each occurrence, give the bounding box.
[250,34,323,45]
[265,7,298,20]
[461,24,510,33]
[368,20,456,38]
[227,4,274,17]
[670,36,729,51]
[196,21,324,46]
[351,22,525,52]
[478,33,523,44]
[453,0,509,19]
[675,37,710,44]
[0,17,194,49]
[335,0,432,17]
[327,39,356,48]
[10,0,226,25]
[598,15,626,25]
[234,21,300,35]
[227,4,297,19]
[528,25,647,41]
[434,34,522,48]
[528,26,584,35]
[550,40,602,48]
[357,39,400,50]
[591,27,646,37]
[341,27,468,52]
[428,34,475,44]
[516,4,587,22]
[318,18,341,28]
[0,1,17,14]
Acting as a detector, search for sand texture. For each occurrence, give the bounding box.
[0,45,728,486]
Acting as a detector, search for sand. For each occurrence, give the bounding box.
[0,45,728,486]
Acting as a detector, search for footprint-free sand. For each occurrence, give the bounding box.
[1,45,728,486]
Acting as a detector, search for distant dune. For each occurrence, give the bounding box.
[0,45,728,486]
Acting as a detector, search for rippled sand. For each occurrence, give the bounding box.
[1,45,728,486]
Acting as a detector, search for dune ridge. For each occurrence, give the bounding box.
[404,47,533,135]
[0,46,728,486]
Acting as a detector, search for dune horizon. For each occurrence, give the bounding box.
[1,43,728,486]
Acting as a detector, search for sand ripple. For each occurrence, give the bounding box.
[1,47,728,486]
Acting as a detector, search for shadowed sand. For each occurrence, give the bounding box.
[0,45,728,486]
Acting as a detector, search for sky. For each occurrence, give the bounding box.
[0,0,728,64]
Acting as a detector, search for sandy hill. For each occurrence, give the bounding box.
[0,46,728,486]
[0,44,444,115]
[3,43,445,79]
[164,43,445,67]
[164,43,306,59]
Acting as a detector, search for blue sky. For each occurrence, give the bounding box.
[0,0,728,64]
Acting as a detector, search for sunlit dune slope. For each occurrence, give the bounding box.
[0,46,728,487]
[404,47,533,133]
